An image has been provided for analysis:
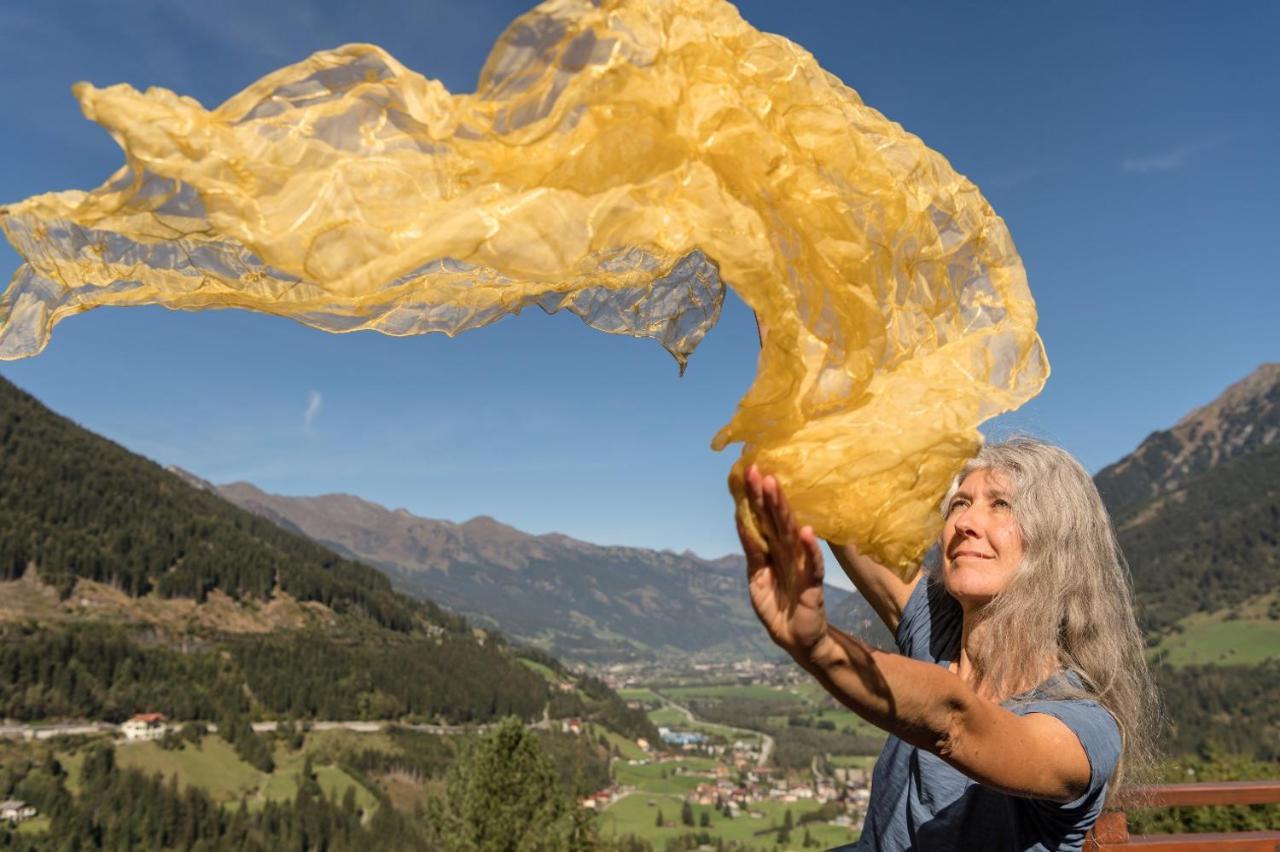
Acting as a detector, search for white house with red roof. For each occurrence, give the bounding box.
[121,712,168,741]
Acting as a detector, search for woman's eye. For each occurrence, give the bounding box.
[947,499,968,514]
[993,499,1011,510]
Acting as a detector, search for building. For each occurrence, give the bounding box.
[657,726,705,746]
[121,712,168,741]
[1,800,37,823]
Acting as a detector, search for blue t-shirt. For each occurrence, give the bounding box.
[839,578,1122,852]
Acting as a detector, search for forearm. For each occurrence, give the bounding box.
[796,625,972,754]
[826,541,919,634]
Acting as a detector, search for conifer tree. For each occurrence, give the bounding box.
[439,717,573,851]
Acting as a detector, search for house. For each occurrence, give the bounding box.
[121,712,168,741]
[0,800,37,823]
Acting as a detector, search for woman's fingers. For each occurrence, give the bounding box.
[801,525,825,585]
[761,475,801,570]
[735,510,768,571]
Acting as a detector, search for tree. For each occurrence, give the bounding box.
[681,800,694,827]
[655,808,664,828]
[438,717,573,851]
[699,811,711,828]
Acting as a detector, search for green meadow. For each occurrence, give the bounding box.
[1153,614,1280,666]
[599,793,858,848]
[661,684,797,703]
[85,732,378,815]
[617,688,664,705]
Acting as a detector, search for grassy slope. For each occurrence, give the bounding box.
[90,733,379,815]
[1153,617,1280,666]
[599,795,857,848]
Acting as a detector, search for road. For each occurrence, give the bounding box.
[655,693,775,768]
[0,717,555,741]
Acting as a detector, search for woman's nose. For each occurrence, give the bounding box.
[954,507,981,537]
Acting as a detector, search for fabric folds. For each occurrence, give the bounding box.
[0,0,1047,574]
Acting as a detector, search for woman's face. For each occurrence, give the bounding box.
[940,468,1025,611]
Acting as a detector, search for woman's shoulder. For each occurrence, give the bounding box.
[1011,687,1123,808]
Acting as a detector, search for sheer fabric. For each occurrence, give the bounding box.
[0,0,1047,573]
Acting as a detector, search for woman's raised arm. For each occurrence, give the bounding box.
[826,539,921,637]
[739,467,1093,803]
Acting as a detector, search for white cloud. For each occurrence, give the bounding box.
[303,390,322,428]
[1121,145,1197,174]
[1122,134,1236,175]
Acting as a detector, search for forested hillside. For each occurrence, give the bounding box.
[0,376,422,631]
[1116,441,1280,635]
[1097,365,1280,762]
[0,374,594,732]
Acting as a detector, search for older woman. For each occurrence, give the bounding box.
[737,437,1157,851]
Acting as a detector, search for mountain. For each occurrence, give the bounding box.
[1095,363,1279,512]
[160,364,1277,671]
[0,374,559,726]
[1096,364,1279,761]
[1097,364,1280,635]
[191,480,889,663]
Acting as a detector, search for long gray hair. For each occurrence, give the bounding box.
[936,437,1159,797]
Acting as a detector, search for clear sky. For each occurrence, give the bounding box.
[1,1,1277,588]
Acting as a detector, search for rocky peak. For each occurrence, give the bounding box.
[1095,363,1279,512]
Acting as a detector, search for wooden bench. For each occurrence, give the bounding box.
[1087,781,1280,851]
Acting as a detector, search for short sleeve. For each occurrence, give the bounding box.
[1018,699,1122,809]
[894,576,962,663]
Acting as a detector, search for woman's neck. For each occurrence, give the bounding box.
[954,607,1058,702]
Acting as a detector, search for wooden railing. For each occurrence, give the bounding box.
[1087,781,1280,851]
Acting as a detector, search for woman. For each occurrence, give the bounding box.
[737,437,1157,851]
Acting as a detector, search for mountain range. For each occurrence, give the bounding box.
[167,471,888,663]
[175,364,1278,666]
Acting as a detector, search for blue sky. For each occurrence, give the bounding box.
[1,1,1277,585]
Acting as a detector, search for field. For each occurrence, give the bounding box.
[1153,613,1280,666]
[587,723,648,761]
[766,706,884,737]
[89,731,379,815]
[613,756,720,795]
[115,737,262,802]
[519,658,570,685]
[645,704,762,744]
[599,794,858,848]
[646,705,691,727]
[618,688,664,705]
[661,684,797,703]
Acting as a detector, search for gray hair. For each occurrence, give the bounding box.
[936,437,1160,799]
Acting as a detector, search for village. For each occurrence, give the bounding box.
[2,662,879,847]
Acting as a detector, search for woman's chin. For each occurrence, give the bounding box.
[942,575,1000,609]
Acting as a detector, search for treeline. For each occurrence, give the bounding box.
[1128,751,1280,835]
[0,376,457,633]
[0,726,646,851]
[230,634,546,722]
[1154,662,1280,762]
[549,674,661,745]
[0,742,433,852]
[0,622,549,725]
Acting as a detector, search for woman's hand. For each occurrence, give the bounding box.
[736,463,831,662]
